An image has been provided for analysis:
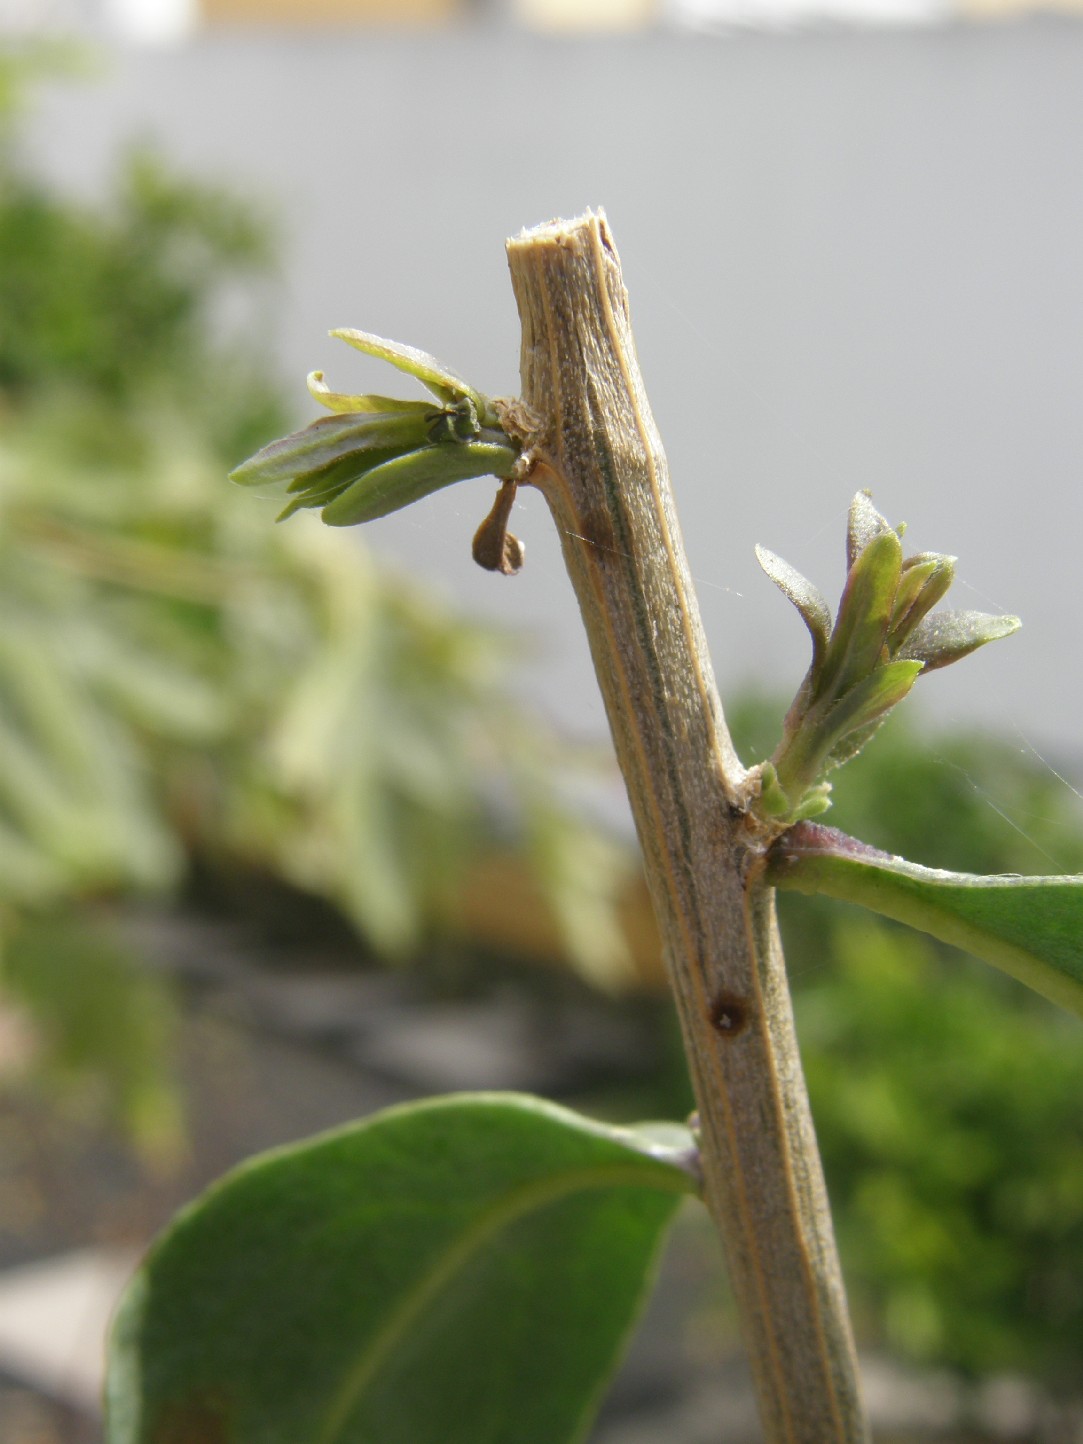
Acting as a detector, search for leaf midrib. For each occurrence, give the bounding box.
[318,1159,689,1443]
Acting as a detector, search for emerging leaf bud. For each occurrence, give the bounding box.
[755,493,1020,828]
[229,330,520,531]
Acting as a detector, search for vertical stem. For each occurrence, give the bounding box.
[504,211,868,1443]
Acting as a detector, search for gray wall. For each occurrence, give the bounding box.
[28,21,1083,794]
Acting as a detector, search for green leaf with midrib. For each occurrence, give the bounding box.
[768,823,1083,1018]
[106,1093,696,1444]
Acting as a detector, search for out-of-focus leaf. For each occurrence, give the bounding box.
[0,819,66,902]
[768,822,1083,1018]
[106,1094,696,1444]
[0,621,181,898]
[2,913,182,1157]
[73,622,227,741]
[522,802,634,990]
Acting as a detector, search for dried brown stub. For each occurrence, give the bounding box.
[472,477,525,575]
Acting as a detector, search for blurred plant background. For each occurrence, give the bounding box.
[1,34,1083,1442]
[0,44,635,1157]
[729,699,1083,1392]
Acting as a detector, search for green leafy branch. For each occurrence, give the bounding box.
[747,492,1083,1021]
[230,329,523,563]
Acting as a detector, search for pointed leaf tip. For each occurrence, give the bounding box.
[320,441,518,527]
[901,609,1021,672]
[755,545,832,670]
[847,490,894,568]
[819,527,903,701]
[331,327,482,409]
[888,554,955,650]
[306,369,432,416]
[229,411,428,493]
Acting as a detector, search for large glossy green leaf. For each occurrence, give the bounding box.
[106,1094,697,1444]
[768,823,1083,1017]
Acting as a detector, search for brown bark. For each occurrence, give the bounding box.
[503,210,868,1443]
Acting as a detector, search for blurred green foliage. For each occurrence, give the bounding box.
[804,916,1083,1388]
[3,913,182,1160]
[0,147,277,447]
[0,56,628,1154]
[729,698,1083,1387]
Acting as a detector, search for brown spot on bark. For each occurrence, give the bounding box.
[578,505,618,560]
[709,991,750,1039]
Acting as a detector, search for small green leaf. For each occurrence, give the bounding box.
[755,545,832,675]
[283,447,401,496]
[755,495,1020,830]
[789,783,834,822]
[768,823,1083,1018]
[887,554,955,652]
[846,490,894,569]
[817,529,903,702]
[307,370,433,416]
[899,609,1021,672]
[331,328,490,416]
[275,466,370,521]
[776,660,922,798]
[823,659,924,759]
[105,1094,696,1444]
[757,760,793,817]
[229,412,428,492]
[320,440,518,527]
